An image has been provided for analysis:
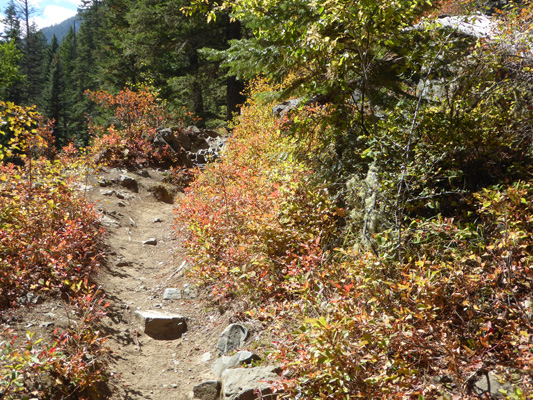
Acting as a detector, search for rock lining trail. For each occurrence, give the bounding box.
[90,167,234,399]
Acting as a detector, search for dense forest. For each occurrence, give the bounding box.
[1,0,533,398]
[0,0,245,148]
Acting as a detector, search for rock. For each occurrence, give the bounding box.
[154,125,227,167]
[148,184,176,204]
[193,380,220,400]
[217,324,249,355]
[116,191,135,200]
[154,127,185,153]
[200,352,212,363]
[467,370,515,399]
[163,288,182,300]
[183,284,198,299]
[163,286,198,300]
[100,215,120,228]
[134,310,187,340]
[117,201,127,207]
[272,98,302,117]
[221,366,280,400]
[153,217,163,223]
[412,15,495,39]
[26,292,41,305]
[212,351,261,377]
[143,238,157,246]
[98,178,112,187]
[118,174,139,192]
[100,189,115,196]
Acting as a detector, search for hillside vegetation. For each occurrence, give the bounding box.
[1,0,533,398]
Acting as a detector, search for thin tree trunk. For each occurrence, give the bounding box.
[226,19,245,121]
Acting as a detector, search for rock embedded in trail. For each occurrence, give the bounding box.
[163,288,181,300]
[193,380,221,400]
[134,310,187,340]
[163,285,198,300]
[116,190,135,200]
[100,214,120,228]
[143,238,158,246]
[118,174,139,192]
[221,366,280,400]
[211,351,261,378]
[217,324,249,355]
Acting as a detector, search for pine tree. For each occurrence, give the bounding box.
[41,35,64,145]
[57,27,78,143]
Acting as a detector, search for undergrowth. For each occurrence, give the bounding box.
[174,78,533,399]
[0,101,109,399]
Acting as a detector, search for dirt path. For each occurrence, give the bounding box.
[89,167,231,399]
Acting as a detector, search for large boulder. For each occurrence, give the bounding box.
[152,126,227,166]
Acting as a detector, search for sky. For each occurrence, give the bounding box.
[0,0,81,33]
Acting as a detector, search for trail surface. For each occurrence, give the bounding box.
[89,167,230,399]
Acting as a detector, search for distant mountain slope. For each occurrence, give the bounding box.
[41,15,80,43]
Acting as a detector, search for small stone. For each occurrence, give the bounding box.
[183,285,198,299]
[217,324,249,355]
[117,201,127,207]
[116,191,135,200]
[143,238,157,246]
[200,352,211,363]
[153,217,163,223]
[100,189,115,196]
[163,288,183,300]
[193,380,221,400]
[101,215,120,228]
[98,178,112,187]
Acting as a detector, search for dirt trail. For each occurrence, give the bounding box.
[88,167,231,399]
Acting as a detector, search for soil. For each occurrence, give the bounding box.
[3,167,249,399]
[89,167,233,400]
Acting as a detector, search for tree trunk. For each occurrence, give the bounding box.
[226,19,245,121]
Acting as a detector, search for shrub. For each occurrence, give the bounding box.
[0,103,109,399]
[87,86,187,168]
[174,81,338,302]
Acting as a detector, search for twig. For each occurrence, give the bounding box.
[167,260,187,281]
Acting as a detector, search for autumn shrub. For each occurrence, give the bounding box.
[0,159,103,307]
[0,103,109,399]
[87,86,187,168]
[278,182,533,399]
[0,283,109,399]
[174,81,338,301]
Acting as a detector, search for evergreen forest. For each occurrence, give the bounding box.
[1,0,533,398]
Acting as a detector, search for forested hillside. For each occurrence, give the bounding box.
[40,15,79,43]
[1,0,533,398]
